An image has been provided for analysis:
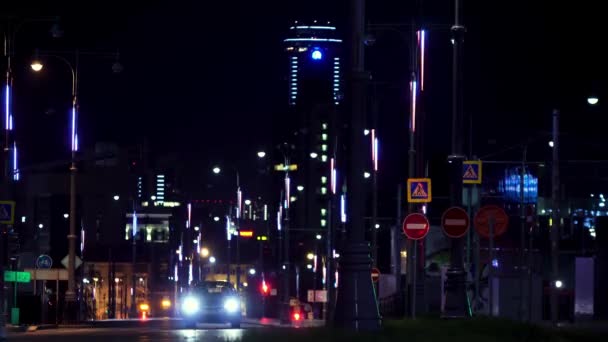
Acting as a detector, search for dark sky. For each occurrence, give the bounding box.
[5,1,607,199]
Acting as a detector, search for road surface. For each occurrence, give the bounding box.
[9,324,254,341]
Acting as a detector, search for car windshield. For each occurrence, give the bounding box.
[194,281,235,295]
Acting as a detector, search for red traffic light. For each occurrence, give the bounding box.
[292,312,301,321]
[260,280,270,295]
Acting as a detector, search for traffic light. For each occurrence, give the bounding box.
[260,280,270,296]
[292,311,302,321]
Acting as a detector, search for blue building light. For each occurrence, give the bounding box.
[498,168,538,203]
[311,49,323,60]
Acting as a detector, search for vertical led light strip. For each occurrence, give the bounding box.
[263,204,268,221]
[5,85,10,131]
[226,216,232,241]
[374,138,379,172]
[71,104,78,151]
[410,80,418,133]
[285,175,291,209]
[277,206,283,231]
[187,203,192,229]
[420,29,426,91]
[340,194,346,223]
[132,211,138,238]
[330,158,336,194]
[333,57,341,105]
[290,56,298,105]
[13,142,19,181]
[237,188,242,219]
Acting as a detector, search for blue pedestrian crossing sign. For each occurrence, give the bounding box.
[407,178,432,203]
[0,201,15,225]
[463,161,482,184]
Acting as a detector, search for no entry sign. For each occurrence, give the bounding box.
[371,268,380,283]
[441,207,470,238]
[402,213,430,240]
[474,205,509,239]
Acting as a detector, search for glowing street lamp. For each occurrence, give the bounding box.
[587,96,599,105]
[257,151,266,158]
[200,247,210,258]
[209,256,216,264]
[30,60,43,72]
[212,166,221,174]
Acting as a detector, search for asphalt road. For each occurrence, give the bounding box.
[8,324,255,341]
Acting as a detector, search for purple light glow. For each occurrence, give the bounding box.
[71,105,77,151]
[420,30,426,91]
[5,85,9,131]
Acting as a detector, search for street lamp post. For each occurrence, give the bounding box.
[442,0,468,318]
[31,48,121,321]
[333,0,381,330]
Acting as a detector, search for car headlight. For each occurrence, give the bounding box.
[223,297,240,313]
[182,296,200,315]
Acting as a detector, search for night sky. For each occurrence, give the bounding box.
[5,1,607,202]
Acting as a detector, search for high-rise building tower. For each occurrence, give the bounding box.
[283,22,342,235]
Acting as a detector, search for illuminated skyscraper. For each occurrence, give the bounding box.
[283,22,342,234]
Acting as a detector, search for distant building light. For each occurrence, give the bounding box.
[38,223,44,229]
[113,195,120,201]
[214,216,220,222]
[555,280,563,288]
[297,185,304,192]
[244,199,252,206]
[316,234,322,240]
[63,213,69,219]
[21,216,26,223]
[364,172,371,179]
[321,155,328,162]
[194,226,200,231]
[310,152,318,159]
[151,196,157,200]
[375,224,380,229]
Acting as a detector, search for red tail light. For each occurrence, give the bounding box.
[293,312,301,321]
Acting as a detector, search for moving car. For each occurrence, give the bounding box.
[180,281,242,328]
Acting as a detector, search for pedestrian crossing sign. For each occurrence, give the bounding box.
[407,178,432,203]
[0,201,15,225]
[463,161,482,184]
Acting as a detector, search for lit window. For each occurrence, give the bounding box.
[321,187,327,195]
[321,176,327,184]
[321,144,328,152]
[322,123,328,130]
[322,133,328,141]
[321,219,327,227]
[321,208,327,216]
[321,155,328,162]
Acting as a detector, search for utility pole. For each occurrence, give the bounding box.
[519,146,527,321]
[333,0,381,330]
[442,0,468,318]
[550,109,560,325]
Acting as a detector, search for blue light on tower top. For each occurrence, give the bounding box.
[311,49,323,60]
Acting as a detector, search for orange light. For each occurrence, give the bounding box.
[293,312,301,321]
[161,299,171,309]
[239,230,253,237]
[139,303,150,311]
[141,311,147,320]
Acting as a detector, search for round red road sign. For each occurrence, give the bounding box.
[441,207,470,238]
[474,205,509,239]
[371,268,380,283]
[402,213,430,240]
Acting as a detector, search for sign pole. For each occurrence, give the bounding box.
[411,242,417,319]
[488,216,495,316]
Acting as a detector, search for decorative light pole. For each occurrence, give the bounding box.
[31,48,121,320]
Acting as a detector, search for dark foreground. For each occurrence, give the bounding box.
[8,318,607,342]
